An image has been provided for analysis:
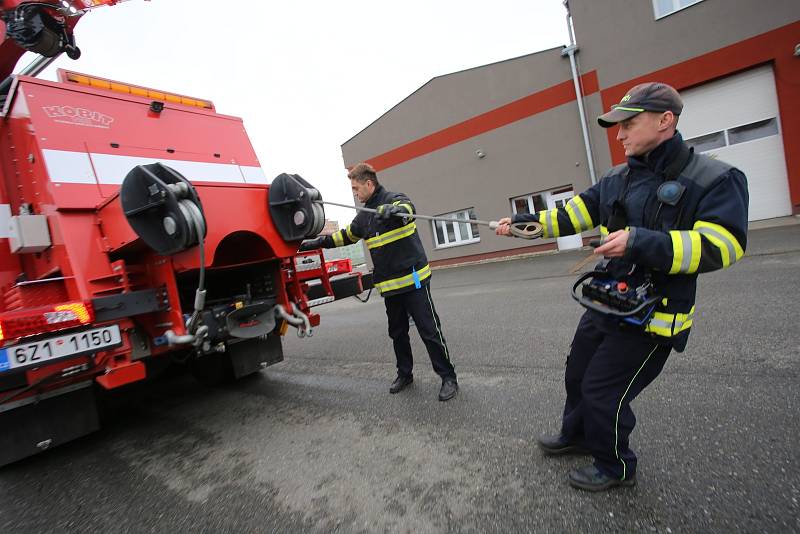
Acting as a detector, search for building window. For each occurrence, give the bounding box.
[686,117,780,153]
[686,130,725,153]
[432,208,480,248]
[728,118,779,145]
[511,192,547,216]
[653,0,705,19]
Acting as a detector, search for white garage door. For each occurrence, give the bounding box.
[679,64,792,221]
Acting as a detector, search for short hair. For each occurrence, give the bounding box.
[348,162,379,185]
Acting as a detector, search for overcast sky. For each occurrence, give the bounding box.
[29,0,570,224]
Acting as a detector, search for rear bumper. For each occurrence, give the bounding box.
[0,382,99,467]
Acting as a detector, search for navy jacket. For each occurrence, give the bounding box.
[513,133,748,351]
[320,185,430,297]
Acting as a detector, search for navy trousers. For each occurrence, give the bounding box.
[560,311,671,480]
[384,284,456,381]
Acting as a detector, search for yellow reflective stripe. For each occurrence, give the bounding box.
[346,225,358,242]
[613,105,645,112]
[644,307,695,337]
[396,202,414,215]
[669,230,701,274]
[366,222,417,250]
[565,202,582,233]
[332,230,344,247]
[669,231,683,274]
[536,210,560,238]
[694,220,744,267]
[674,307,695,334]
[688,231,701,273]
[549,209,560,238]
[536,211,550,238]
[565,196,593,233]
[575,196,594,229]
[600,225,609,238]
[374,264,431,293]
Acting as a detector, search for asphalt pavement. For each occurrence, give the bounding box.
[1,223,798,533]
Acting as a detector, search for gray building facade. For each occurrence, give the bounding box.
[341,0,800,266]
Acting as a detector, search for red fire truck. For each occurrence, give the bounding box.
[0,0,368,466]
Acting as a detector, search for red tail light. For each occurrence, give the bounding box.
[0,301,94,344]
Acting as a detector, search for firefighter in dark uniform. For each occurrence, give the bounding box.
[497,82,748,491]
[300,163,459,401]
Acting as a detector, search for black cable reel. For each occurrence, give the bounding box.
[120,163,207,256]
[268,173,326,242]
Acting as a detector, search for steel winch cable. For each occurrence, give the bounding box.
[314,200,543,240]
[162,183,208,345]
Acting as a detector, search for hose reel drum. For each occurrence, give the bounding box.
[120,163,207,256]
[268,173,326,242]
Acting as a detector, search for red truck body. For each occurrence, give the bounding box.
[0,0,366,465]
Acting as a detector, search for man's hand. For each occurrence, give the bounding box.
[298,236,326,252]
[495,217,512,236]
[593,230,629,257]
[376,204,402,220]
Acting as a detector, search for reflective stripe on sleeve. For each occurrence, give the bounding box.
[393,201,415,221]
[549,209,560,238]
[668,230,701,274]
[565,196,593,233]
[346,225,359,242]
[694,220,744,268]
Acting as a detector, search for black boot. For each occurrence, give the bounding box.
[438,379,458,401]
[568,465,636,492]
[389,375,413,394]
[536,434,589,456]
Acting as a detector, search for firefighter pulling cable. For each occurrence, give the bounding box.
[274,164,503,401]
[495,82,749,492]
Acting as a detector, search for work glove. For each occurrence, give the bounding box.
[298,236,326,252]
[376,204,402,220]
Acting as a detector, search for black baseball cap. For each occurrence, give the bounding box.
[597,82,683,128]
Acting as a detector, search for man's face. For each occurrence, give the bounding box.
[351,178,375,203]
[616,111,669,157]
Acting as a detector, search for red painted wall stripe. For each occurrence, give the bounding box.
[366,71,599,172]
[601,20,800,211]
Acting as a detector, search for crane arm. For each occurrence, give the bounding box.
[0,0,139,81]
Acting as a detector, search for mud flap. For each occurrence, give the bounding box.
[228,334,283,379]
[0,384,99,467]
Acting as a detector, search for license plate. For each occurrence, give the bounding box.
[0,325,122,373]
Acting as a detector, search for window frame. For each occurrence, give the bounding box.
[510,192,545,217]
[431,208,481,249]
[652,0,705,20]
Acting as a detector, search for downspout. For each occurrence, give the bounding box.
[561,0,598,185]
